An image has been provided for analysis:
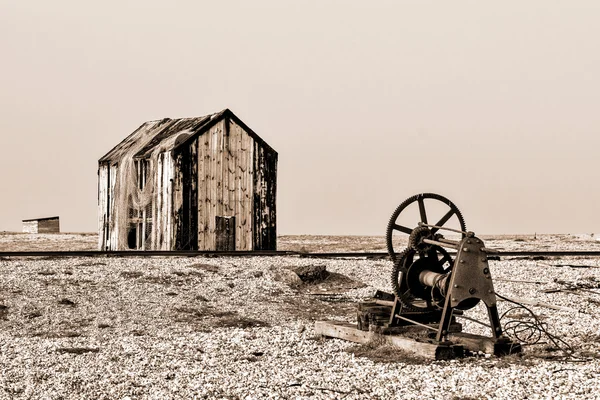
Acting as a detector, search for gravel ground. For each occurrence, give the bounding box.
[0,235,599,399]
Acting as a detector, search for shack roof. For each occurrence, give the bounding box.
[22,216,59,222]
[99,109,276,163]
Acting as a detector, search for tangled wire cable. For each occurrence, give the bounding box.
[496,293,577,360]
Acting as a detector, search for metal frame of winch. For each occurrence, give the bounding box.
[383,193,519,349]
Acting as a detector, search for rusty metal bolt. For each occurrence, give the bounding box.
[483,267,489,274]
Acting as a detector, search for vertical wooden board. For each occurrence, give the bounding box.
[172,152,184,249]
[154,153,162,250]
[234,122,243,251]
[157,152,167,250]
[161,153,167,249]
[245,132,254,250]
[161,153,169,250]
[108,164,119,249]
[227,119,236,217]
[215,121,224,223]
[178,146,191,250]
[197,132,206,250]
[267,152,278,249]
[221,119,230,219]
[207,125,218,250]
[180,144,197,250]
[202,134,210,249]
[252,143,262,250]
[251,143,277,251]
[259,150,277,250]
[97,164,108,250]
[166,153,174,250]
[190,139,199,250]
[239,130,248,250]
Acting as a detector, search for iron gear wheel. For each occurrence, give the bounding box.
[408,225,434,253]
[386,193,467,261]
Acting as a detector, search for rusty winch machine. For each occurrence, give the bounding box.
[317,193,521,359]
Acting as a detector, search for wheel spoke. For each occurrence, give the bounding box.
[392,224,413,235]
[431,209,455,233]
[418,197,428,224]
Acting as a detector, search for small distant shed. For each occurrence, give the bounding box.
[22,217,60,234]
[98,109,277,251]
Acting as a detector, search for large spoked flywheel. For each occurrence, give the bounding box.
[386,193,467,261]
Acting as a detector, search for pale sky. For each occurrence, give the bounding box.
[1,1,599,235]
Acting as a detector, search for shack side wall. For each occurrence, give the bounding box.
[38,219,60,233]
[252,144,277,250]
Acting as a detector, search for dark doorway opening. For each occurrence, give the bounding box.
[216,216,236,251]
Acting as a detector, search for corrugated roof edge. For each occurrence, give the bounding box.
[22,216,60,222]
[173,109,278,156]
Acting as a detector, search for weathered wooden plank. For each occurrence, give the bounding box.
[98,164,109,250]
[246,132,254,250]
[108,163,118,250]
[206,125,218,250]
[197,135,206,250]
[252,143,263,250]
[315,321,462,360]
[157,153,163,249]
[226,119,235,217]
[240,131,250,250]
[266,151,277,249]
[234,121,244,251]
[190,139,198,250]
[172,152,184,249]
[251,144,277,250]
[222,119,230,220]
[226,118,237,250]
[450,332,522,356]
[216,120,224,225]
[163,153,172,250]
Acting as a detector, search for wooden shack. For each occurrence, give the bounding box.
[22,216,60,233]
[98,109,277,251]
